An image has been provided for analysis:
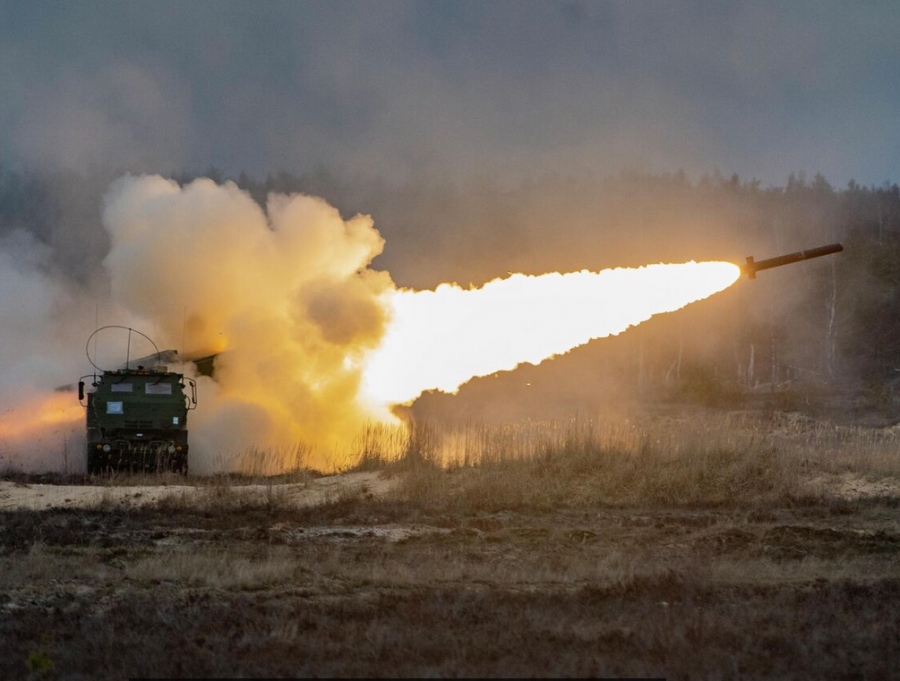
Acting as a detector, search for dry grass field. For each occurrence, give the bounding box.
[2,408,900,679]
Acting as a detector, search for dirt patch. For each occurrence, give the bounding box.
[804,472,900,500]
[0,471,398,511]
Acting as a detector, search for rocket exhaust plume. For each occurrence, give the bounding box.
[362,263,740,405]
[0,175,741,474]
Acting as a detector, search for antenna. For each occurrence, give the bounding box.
[93,302,100,377]
[126,327,133,369]
[86,326,161,372]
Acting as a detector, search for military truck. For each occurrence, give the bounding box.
[78,327,197,475]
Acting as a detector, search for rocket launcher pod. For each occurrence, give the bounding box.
[742,243,843,279]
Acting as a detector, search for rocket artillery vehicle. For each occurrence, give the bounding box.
[742,243,843,279]
[78,327,197,475]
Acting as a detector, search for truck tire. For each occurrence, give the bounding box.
[87,449,99,475]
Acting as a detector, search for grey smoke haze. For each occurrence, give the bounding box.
[0,1,897,188]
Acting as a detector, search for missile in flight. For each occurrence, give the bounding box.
[742,243,844,279]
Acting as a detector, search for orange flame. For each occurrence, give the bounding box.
[362,261,741,406]
[0,391,83,441]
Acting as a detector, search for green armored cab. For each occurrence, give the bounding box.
[78,327,197,475]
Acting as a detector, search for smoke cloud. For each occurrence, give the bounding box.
[0,230,94,471]
[0,175,399,473]
[101,175,397,474]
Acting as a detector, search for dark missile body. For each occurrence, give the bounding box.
[743,243,843,279]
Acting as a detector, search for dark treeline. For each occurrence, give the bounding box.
[2,164,900,422]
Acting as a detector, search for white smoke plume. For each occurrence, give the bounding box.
[101,175,397,474]
[0,175,398,474]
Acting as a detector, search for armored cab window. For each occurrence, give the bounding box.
[145,383,173,395]
[111,383,133,392]
[107,401,124,414]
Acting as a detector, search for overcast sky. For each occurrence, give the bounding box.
[1,0,898,188]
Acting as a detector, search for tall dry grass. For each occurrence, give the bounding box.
[390,410,900,510]
[25,408,899,513]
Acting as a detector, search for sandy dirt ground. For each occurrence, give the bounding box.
[804,471,900,500]
[2,464,899,677]
[0,470,399,511]
[3,468,898,511]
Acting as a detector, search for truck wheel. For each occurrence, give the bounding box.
[87,450,99,475]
